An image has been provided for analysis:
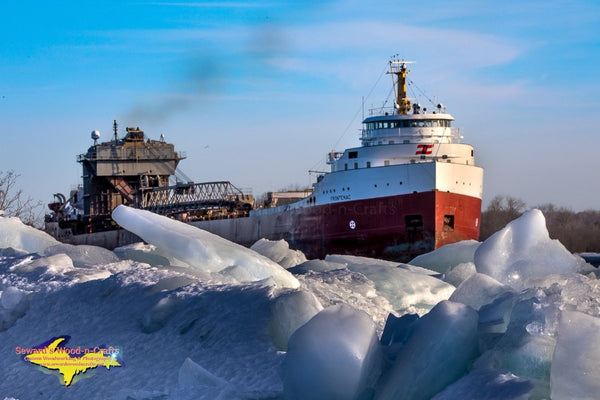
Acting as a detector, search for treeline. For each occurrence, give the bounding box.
[480,195,600,253]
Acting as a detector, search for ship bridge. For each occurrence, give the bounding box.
[361,110,459,146]
[326,59,473,174]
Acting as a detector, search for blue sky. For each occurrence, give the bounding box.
[1,0,599,212]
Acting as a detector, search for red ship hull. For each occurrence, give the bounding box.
[194,190,482,262]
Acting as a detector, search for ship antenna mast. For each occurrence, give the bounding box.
[113,120,118,143]
[388,57,415,115]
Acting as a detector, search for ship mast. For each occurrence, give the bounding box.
[388,59,415,115]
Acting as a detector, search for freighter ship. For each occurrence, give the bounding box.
[46,59,483,261]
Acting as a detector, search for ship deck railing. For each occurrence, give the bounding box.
[77,146,185,163]
[367,106,449,116]
[360,127,462,142]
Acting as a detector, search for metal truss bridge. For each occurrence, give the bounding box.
[137,181,252,217]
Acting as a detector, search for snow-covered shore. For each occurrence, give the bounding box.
[0,206,597,399]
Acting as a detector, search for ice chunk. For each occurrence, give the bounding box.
[326,254,400,268]
[144,275,197,296]
[409,239,480,274]
[8,253,73,274]
[474,291,560,397]
[113,242,172,266]
[282,304,383,400]
[476,333,556,398]
[44,243,120,268]
[376,301,479,400]
[112,205,299,289]
[551,310,600,399]
[326,254,441,277]
[219,264,258,283]
[0,247,29,257]
[478,291,518,337]
[14,248,114,282]
[0,286,29,331]
[0,215,59,254]
[474,209,588,290]
[380,312,419,346]
[41,254,76,275]
[444,262,477,287]
[1,286,26,310]
[297,269,394,332]
[287,259,346,274]
[449,273,513,311]
[178,357,234,389]
[327,254,455,315]
[269,289,323,351]
[432,368,533,400]
[250,238,307,268]
[397,263,442,277]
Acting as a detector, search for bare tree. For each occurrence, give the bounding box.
[0,170,43,226]
[480,195,526,240]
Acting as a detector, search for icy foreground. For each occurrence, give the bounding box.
[0,208,598,399]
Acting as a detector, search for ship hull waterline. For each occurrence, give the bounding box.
[64,190,481,262]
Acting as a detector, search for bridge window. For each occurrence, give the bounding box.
[348,151,358,159]
[367,119,452,130]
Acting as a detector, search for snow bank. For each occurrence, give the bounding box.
[376,301,479,400]
[112,205,299,288]
[475,209,589,290]
[0,256,285,399]
[409,239,480,274]
[282,304,383,400]
[250,238,307,268]
[0,215,59,254]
